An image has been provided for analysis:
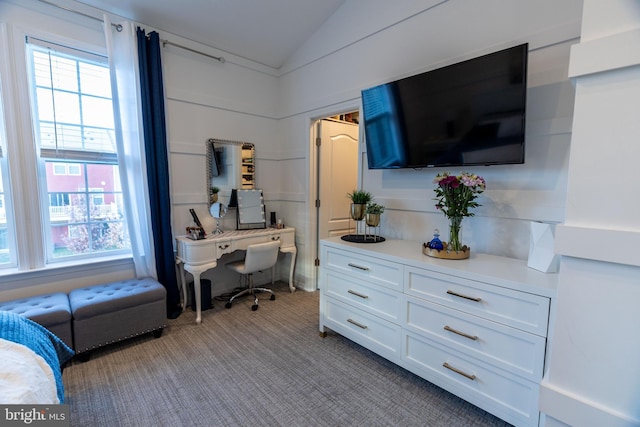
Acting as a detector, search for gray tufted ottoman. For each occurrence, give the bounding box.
[0,292,73,348]
[69,278,167,358]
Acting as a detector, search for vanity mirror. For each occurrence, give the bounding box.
[234,189,266,230]
[206,139,255,206]
[209,202,227,234]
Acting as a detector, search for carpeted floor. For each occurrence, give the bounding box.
[63,282,512,426]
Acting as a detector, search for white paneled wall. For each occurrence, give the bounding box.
[278,0,582,289]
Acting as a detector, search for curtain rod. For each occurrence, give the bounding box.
[162,40,225,63]
[38,0,122,31]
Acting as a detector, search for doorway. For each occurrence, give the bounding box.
[312,111,360,289]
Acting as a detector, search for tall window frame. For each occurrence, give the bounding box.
[0,84,17,269]
[25,37,131,264]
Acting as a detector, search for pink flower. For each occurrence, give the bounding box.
[439,175,460,188]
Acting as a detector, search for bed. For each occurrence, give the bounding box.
[0,310,75,404]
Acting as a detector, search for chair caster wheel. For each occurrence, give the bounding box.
[251,304,258,311]
[270,294,276,301]
[225,302,232,309]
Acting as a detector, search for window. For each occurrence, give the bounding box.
[27,39,130,262]
[51,163,82,176]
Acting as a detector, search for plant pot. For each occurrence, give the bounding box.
[365,213,380,227]
[210,193,218,203]
[350,203,365,221]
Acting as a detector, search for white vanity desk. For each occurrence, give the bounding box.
[176,227,296,323]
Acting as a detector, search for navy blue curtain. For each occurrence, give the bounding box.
[137,28,181,319]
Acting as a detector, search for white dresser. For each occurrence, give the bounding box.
[319,237,557,427]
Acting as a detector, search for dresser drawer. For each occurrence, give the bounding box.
[324,298,401,363]
[404,296,545,381]
[405,267,550,336]
[402,331,540,427]
[324,270,401,323]
[323,246,402,291]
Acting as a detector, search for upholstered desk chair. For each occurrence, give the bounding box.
[225,240,280,311]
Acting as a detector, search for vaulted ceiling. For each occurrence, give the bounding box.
[74,0,345,69]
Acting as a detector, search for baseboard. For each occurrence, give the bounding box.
[539,381,640,427]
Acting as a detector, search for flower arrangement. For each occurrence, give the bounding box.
[433,172,486,219]
[433,172,486,252]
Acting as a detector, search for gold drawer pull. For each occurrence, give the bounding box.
[444,325,478,341]
[347,263,369,271]
[348,289,369,299]
[443,362,476,381]
[347,318,368,329]
[446,290,482,302]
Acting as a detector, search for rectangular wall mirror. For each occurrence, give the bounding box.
[207,139,255,207]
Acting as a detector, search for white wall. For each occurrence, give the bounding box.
[539,1,640,426]
[278,0,583,288]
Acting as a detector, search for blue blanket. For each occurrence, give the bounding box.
[0,311,74,403]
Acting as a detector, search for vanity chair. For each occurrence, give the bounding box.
[225,240,280,311]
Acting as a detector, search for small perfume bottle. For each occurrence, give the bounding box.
[428,229,444,250]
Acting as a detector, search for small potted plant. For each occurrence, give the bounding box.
[365,202,385,227]
[347,189,372,221]
[210,186,220,204]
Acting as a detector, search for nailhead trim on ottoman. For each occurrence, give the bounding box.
[69,278,167,354]
[0,292,73,348]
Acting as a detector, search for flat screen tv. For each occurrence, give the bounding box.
[362,43,528,169]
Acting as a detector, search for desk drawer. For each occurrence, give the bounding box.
[402,331,540,427]
[323,246,402,291]
[325,270,401,323]
[231,235,271,252]
[277,229,295,247]
[324,298,401,363]
[214,239,233,257]
[178,240,216,266]
[404,296,545,381]
[405,267,550,336]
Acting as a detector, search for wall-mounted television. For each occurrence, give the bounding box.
[362,43,528,169]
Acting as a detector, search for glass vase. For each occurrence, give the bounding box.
[448,216,463,252]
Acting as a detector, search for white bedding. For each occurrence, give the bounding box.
[0,338,59,404]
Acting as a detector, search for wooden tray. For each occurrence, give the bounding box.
[423,242,470,260]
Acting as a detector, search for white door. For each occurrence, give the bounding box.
[317,119,359,240]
